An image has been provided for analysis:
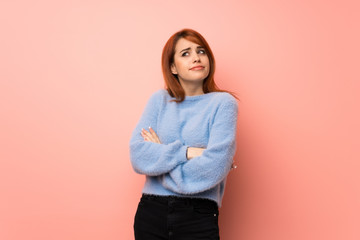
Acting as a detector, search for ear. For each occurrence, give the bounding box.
[170,63,177,75]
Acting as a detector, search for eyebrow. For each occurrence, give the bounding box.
[180,46,204,53]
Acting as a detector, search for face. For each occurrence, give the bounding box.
[170,38,210,84]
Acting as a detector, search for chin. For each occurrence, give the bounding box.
[189,75,208,81]
[179,74,208,83]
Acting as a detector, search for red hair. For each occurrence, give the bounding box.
[161,28,238,102]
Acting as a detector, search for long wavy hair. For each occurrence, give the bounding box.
[161,28,238,102]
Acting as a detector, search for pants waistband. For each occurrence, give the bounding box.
[141,194,218,208]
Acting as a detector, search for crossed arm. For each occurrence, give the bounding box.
[141,127,205,160]
[130,93,238,194]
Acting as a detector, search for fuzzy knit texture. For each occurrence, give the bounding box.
[129,89,238,207]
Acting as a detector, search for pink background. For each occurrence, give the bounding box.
[1,0,359,239]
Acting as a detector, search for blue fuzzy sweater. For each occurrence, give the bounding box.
[129,89,238,207]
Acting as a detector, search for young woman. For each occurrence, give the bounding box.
[129,28,238,240]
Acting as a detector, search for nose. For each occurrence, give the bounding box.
[193,52,201,62]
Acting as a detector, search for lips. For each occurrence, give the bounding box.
[190,65,204,70]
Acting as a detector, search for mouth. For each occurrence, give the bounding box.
[190,66,205,70]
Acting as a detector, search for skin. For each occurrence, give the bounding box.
[141,37,210,159]
[170,38,210,96]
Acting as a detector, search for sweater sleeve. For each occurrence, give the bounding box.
[160,96,238,194]
[129,90,188,176]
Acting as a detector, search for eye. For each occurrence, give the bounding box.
[198,49,206,54]
[181,52,189,57]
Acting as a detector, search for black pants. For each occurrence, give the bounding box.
[134,194,220,240]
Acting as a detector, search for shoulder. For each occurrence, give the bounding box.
[208,92,238,119]
[149,88,167,98]
[209,92,238,123]
[147,89,168,103]
[210,91,238,108]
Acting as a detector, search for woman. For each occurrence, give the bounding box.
[129,28,238,240]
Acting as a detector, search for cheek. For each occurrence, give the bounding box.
[203,57,210,70]
[199,55,209,67]
[204,56,210,65]
[174,60,187,73]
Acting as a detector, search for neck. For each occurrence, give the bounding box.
[179,80,204,96]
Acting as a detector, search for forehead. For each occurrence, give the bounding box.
[175,38,202,52]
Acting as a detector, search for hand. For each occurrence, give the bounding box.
[186,147,205,160]
[141,127,161,144]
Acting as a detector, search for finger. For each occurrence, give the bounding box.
[141,132,148,141]
[143,127,158,143]
[148,127,161,143]
[140,131,149,141]
[141,128,156,142]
